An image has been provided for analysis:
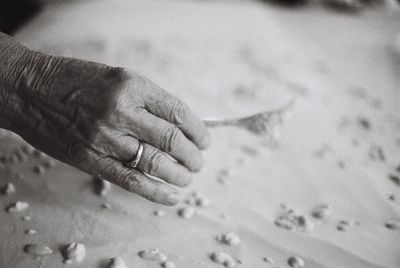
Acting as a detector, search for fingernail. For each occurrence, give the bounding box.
[166,192,181,205]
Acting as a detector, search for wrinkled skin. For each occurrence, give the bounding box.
[0,34,210,205]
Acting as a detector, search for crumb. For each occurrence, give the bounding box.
[263,257,274,263]
[154,210,166,217]
[101,203,112,209]
[138,249,167,262]
[385,220,400,230]
[311,204,332,219]
[389,174,400,186]
[357,116,371,130]
[216,232,241,246]
[287,256,305,267]
[33,165,45,174]
[62,243,86,263]
[6,201,29,213]
[22,215,32,221]
[275,207,314,232]
[108,257,127,268]
[177,207,196,219]
[162,261,176,268]
[210,252,236,268]
[24,244,53,256]
[185,192,211,207]
[25,229,37,235]
[2,182,16,195]
[63,259,73,265]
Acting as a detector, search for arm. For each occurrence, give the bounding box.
[0,32,211,205]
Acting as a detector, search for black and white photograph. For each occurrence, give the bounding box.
[0,0,399,267]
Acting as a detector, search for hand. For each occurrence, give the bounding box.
[4,50,210,206]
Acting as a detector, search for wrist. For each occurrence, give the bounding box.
[0,33,62,130]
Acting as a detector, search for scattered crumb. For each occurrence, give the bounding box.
[154,210,166,217]
[337,219,356,232]
[263,257,274,263]
[389,174,400,186]
[6,201,29,213]
[101,203,112,209]
[62,243,86,263]
[24,244,53,256]
[385,220,400,230]
[210,252,236,268]
[177,206,196,219]
[25,229,37,235]
[357,116,371,130]
[138,248,167,262]
[162,261,176,268]
[287,256,305,267]
[63,259,73,265]
[216,232,241,246]
[275,207,314,232]
[108,257,128,268]
[185,192,211,207]
[22,215,32,221]
[33,165,45,174]
[2,182,16,195]
[311,204,332,219]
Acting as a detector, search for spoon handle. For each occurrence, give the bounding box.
[202,118,238,127]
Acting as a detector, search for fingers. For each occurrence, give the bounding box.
[71,144,181,206]
[100,133,192,187]
[144,83,210,150]
[137,143,192,187]
[132,110,204,172]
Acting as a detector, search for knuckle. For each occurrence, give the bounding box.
[68,142,87,164]
[169,100,187,124]
[162,126,180,153]
[145,151,163,175]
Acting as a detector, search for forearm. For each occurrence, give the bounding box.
[0,32,62,130]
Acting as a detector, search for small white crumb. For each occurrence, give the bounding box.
[22,215,32,221]
[385,220,400,230]
[154,210,166,217]
[62,243,86,263]
[210,252,236,268]
[2,182,16,195]
[25,229,37,235]
[63,259,73,265]
[287,256,305,267]
[185,192,211,207]
[311,204,332,219]
[177,207,196,219]
[99,180,111,196]
[24,244,53,256]
[138,248,167,262]
[108,257,127,268]
[263,257,274,263]
[162,261,176,268]
[7,201,29,213]
[216,232,241,246]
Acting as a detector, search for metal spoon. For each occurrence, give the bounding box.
[202,98,295,137]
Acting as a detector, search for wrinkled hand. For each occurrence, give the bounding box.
[5,51,210,205]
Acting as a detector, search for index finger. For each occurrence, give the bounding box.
[144,82,211,150]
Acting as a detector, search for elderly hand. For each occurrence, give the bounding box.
[0,35,210,206]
